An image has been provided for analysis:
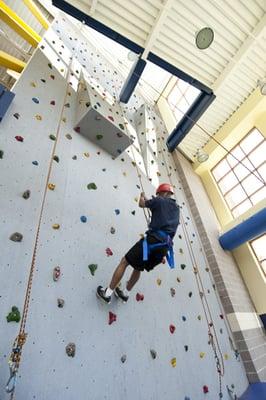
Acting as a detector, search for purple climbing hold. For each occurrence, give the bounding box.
[80,216,87,223]
[115,209,120,215]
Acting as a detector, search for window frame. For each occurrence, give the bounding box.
[250,234,266,278]
[211,127,265,218]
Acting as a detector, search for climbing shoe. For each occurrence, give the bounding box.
[96,286,111,304]
[114,287,129,303]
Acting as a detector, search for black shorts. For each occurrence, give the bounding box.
[125,234,168,272]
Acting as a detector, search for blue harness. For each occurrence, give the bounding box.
[142,230,175,269]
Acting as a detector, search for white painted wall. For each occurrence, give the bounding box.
[0,15,249,400]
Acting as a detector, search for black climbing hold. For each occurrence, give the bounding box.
[57,298,65,308]
[110,227,115,234]
[65,134,72,140]
[0,150,4,159]
[184,345,188,352]
[6,306,20,322]
[53,155,59,163]
[96,134,103,140]
[150,349,157,359]
[49,134,56,141]
[13,113,20,119]
[22,190,31,199]
[10,232,23,242]
[66,343,76,357]
[121,354,126,363]
[131,211,136,215]
[180,264,186,270]
[72,155,77,160]
[32,161,38,166]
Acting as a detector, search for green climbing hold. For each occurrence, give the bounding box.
[6,306,21,323]
[87,183,97,190]
[88,264,97,276]
[0,150,4,159]
[118,123,124,130]
[96,134,103,140]
[180,264,186,270]
[49,134,56,141]
[53,155,59,163]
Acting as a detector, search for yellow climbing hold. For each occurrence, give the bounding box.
[52,224,60,230]
[35,115,42,120]
[48,183,56,190]
[62,117,66,123]
[179,248,183,254]
[171,357,176,367]
[176,276,181,283]
[157,278,162,286]
[224,353,229,360]
[193,267,198,274]
[83,152,90,158]
[197,315,202,320]
[134,197,138,202]
[60,68,64,73]
[30,82,36,87]
[199,352,205,358]
[123,172,127,177]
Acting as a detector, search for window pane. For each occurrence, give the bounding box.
[225,185,246,208]
[248,142,266,167]
[257,163,266,182]
[251,235,266,261]
[241,173,263,196]
[231,199,252,218]
[168,86,182,108]
[173,109,184,124]
[233,160,251,180]
[240,129,264,153]
[250,187,266,205]
[177,78,189,93]
[185,86,200,104]
[219,171,238,194]
[212,159,230,181]
[227,146,245,167]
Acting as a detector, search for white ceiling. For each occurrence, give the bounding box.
[56,0,266,160]
[1,0,266,161]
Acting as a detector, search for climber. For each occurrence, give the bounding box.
[97,183,180,304]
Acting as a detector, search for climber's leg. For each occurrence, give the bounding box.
[109,256,129,290]
[126,269,141,291]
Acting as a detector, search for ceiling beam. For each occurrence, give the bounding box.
[212,14,266,92]
[90,0,98,15]
[142,0,174,59]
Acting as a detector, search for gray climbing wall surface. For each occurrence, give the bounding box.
[0,14,249,400]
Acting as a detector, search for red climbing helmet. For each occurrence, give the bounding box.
[156,183,174,194]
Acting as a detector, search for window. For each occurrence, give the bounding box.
[167,78,200,124]
[212,128,266,218]
[250,235,266,278]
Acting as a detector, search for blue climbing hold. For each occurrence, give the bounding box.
[32,97,39,104]
[184,397,191,400]
[80,216,87,223]
[115,209,120,215]
[182,316,186,322]
[32,161,38,165]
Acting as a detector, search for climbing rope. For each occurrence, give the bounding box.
[6,56,75,399]
[156,129,225,398]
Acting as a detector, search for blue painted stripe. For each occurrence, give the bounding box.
[0,84,15,123]
[166,91,216,152]
[119,58,146,103]
[219,208,266,251]
[239,383,266,400]
[52,0,143,54]
[147,53,212,94]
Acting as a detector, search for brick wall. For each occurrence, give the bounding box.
[173,151,266,382]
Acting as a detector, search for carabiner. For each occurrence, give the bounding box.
[6,367,17,394]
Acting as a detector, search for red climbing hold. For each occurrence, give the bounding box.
[15,136,24,142]
[105,247,113,256]
[203,385,209,394]
[53,266,61,281]
[74,126,80,133]
[108,115,114,122]
[219,314,224,319]
[136,293,144,301]
[50,100,55,105]
[109,311,117,325]
[169,324,176,334]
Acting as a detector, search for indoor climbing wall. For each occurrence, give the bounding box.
[0,13,249,400]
